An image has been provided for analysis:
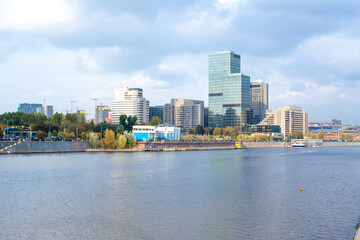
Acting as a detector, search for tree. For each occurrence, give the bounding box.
[80,132,87,140]
[341,134,353,141]
[117,135,127,149]
[36,130,46,140]
[89,132,101,148]
[119,114,127,127]
[213,127,222,136]
[70,132,75,139]
[0,125,4,138]
[150,116,162,126]
[49,112,64,124]
[195,125,205,135]
[117,125,125,134]
[103,129,117,148]
[124,132,136,147]
[319,128,324,140]
[65,113,78,123]
[189,128,195,134]
[127,116,137,131]
[224,126,236,139]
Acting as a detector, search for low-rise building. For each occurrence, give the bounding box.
[133,124,181,141]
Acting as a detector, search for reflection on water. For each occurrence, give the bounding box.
[1,147,360,239]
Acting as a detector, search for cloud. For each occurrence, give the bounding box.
[0,0,76,31]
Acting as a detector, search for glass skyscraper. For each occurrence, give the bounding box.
[208,51,250,128]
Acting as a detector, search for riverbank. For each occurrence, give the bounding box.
[2,140,360,154]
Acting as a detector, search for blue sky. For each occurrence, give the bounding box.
[0,0,360,123]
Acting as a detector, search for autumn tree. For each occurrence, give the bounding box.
[0,125,4,138]
[150,116,162,126]
[103,129,116,148]
[117,135,127,149]
[36,130,46,140]
[213,127,222,136]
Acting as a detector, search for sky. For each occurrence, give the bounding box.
[0,0,360,124]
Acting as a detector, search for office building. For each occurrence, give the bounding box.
[45,105,54,119]
[112,87,149,124]
[76,110,86,122]
[250,80,268,124]
[18,103,43,114]
[332,119,342,126]
[149,106,164,122]
[133,124,181,141]
[163,103,174,124]
[95,105,111,124]
[260,105,308,139]
[204,107,209,127]
[208,51,251,128]
[171,99,204,131]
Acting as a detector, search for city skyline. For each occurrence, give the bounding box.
[0,0,360,124]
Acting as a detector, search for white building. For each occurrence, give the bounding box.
[133,125,181,141]
[171,99,204,131]
[250,80,268,124]
[260,105,308,139]
[112,87,149,124]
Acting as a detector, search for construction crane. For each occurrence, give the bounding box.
[64,100,77,113]
[90,98,112,109]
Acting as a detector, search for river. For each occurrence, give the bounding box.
[1,147,360,239]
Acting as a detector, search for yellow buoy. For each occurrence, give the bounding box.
[300,188,304,191]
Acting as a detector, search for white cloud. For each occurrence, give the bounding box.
[78,49,102,73]
[215,0,247,10]
[0,0,76,31]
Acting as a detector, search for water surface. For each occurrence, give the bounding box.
[1,147,360,239]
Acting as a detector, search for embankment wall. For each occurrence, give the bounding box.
[242,142,286,148]
[9,141,90,154]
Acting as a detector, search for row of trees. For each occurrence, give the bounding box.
[89,129,136,149]
[0,112,139,140]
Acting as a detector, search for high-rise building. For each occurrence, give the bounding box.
[260,106,308,139]
[18,103,43,114]
[112,87,149,124]
[45,105,54,119]
[163,103,174,124]
[171,99,204,131]
[76,110,86,122]
[250,80,268,124]
[208,51,251,128]
[149,106,164,122]
[204,107,209,128]
[95,105,111,124]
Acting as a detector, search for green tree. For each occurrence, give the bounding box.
[195,125,205,135]
[36,130,46,140]
[124,132,136,147]
[127,116,137,131]
[117,135,127,149]
[189,128,195,134]
[89,132,101,148]
[150,116,162,126]
[49,112,64,124]
[213,127,222,136]
[119,114,127,127]
[65,113,78,123]
[116,125,125,134]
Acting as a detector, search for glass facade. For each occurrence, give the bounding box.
[208,51,250,128]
